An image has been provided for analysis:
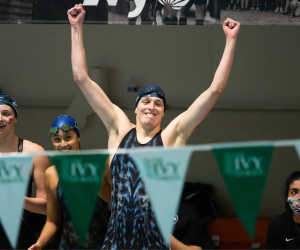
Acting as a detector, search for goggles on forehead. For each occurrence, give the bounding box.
[0,96,18,107]
[142,88,165,98]
[50,125,75,135]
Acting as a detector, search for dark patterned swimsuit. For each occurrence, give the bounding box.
[102,128,167,250]
[57,182,109,249]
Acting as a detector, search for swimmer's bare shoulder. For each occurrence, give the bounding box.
[22,140,50,193]
[45,166,59,195]
[22,140,45,153]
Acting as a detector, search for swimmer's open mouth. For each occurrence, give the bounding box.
[57,148,72,152]
[144,113,156,116]
[0,125,6,128]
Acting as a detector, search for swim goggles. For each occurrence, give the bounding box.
[142,88,165,98]
[0,96,18,107]
[50,125,76,135]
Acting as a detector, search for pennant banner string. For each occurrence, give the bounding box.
[0,139,298,245]
[0,138,299,158]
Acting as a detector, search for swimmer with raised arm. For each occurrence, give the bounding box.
[68,6,240,249]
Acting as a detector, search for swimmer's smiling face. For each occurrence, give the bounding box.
[52,130,80,151]
[0,105,16,136]
[135,96,165,128]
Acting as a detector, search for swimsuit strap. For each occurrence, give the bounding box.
[17,138,36,244]
[18,138,23,152]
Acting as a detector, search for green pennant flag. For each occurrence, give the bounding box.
[50,153,108,245]
[212,146,273,239]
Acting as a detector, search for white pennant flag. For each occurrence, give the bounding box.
[295,143,300,162]
[131,148,192,245]
[0,155,34,249]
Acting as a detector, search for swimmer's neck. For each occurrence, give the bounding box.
[135,122,161,144]
[0,131,19,153]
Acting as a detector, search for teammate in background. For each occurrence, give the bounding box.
[172,201,202,250]
[266,171,300,249]
[0,94,50,249]
[28,115,110,250]
[68,6,240,248]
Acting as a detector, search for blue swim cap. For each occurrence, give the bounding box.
[50,115,80,138]
[0,94,18,118]
[135,85,166,112]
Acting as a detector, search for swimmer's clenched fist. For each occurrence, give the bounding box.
[67,4,85,26]
[223,18,240,39]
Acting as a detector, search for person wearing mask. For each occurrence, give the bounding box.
[266,171,300,249]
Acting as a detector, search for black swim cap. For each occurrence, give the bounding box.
[0,94,18,118]
[135,85,166,112]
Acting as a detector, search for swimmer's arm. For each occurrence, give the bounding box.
[165,20,240,144]
[99,160,111,202]
[69,5,116,128]
[169,235,202,250]
[103,159,111,185]
[28,169,61,250]
[99,178,111,202]
[24,145,49,215]
[69,4,132,137]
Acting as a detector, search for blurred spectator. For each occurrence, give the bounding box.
[226,0,239,10]
[171,201,203,250]
[283,0,300,17]
[266,171,300,248]
[260,0,271,11]
[250,0,260,10]
[179,0,206,25]
[275,0,284,12]
[240,0,249,12]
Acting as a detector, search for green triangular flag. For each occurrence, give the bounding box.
[212,146,273,239]
[131,148,193,245]
[50,153,108,245]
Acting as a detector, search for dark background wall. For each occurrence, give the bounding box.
[1,24,299,216]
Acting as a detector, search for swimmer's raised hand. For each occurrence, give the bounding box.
[67,4,85,26]
[223,18,240,39]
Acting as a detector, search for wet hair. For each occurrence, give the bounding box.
[285,171,300,212]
